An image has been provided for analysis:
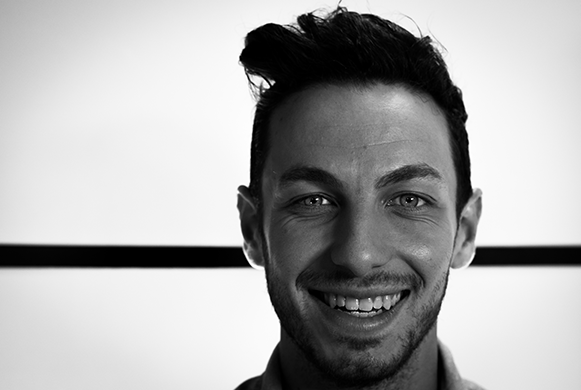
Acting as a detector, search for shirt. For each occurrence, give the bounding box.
[235,341,485,390]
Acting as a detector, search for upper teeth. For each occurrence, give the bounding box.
[324,292,402,312]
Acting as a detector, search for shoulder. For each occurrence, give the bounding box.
[463,378,487,390]
[234,375,263,390]
[437,341,487,390]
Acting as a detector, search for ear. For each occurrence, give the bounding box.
[451,189,483,270]
[237,185,265,270]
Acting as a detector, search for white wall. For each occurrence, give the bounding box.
[1,0,580,246]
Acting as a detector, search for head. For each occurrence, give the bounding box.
[240,7,472,218]
[237,7,482,388]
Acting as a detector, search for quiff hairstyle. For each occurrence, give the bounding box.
[239,7,472,217]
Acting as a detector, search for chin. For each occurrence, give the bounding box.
[291,311,439,388]
[266,266,450,387]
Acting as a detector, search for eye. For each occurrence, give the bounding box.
[300,195,331,207]
[387,194,427,208]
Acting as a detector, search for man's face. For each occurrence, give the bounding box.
[252,83,463,384]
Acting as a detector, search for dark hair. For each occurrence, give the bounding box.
[239,7,472,217]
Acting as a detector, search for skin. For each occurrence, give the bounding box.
[238,83,482,390]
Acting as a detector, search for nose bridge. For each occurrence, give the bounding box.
[331,201,391,276]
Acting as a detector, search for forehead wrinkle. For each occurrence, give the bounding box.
[284,117,436,151]
[298,138,425,151]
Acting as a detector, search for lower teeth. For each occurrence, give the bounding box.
[338,308,384,317]
[347,309,383,318]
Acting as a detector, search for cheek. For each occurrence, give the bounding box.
[263,219,329,278]
[395,226,455,281]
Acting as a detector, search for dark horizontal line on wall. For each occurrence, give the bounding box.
[0,245,579,267]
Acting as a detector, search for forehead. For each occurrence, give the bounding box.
[264,83,455,193]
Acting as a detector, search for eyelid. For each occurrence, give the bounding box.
[385,192,432,208]
[295,194,333,206]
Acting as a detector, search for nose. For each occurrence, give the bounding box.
[330,205,393,277]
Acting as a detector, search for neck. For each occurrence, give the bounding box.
[279,326,440,390]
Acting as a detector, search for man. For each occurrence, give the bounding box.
[236,7,483,390]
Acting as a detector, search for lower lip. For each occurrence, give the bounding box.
[311,293,408,336]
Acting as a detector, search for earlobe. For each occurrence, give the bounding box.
[237,185,265,270]
[451,189,483,270]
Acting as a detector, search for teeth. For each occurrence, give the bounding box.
[329,294,337,308]
[359,298,373,312]
[348,310,383,318]
[322,292,404,313]
[345,297,359,310]
[383,295,392,310]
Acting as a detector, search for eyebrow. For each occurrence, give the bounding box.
[277,163,443,190]
[278,166,344,190]
[374,163,443,189]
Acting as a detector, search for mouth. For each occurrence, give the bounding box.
[310,290,410,318]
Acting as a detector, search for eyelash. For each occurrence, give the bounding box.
[385,193,430,210]
[295,195,333,208]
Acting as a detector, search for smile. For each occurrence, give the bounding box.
[315,291,408,318]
